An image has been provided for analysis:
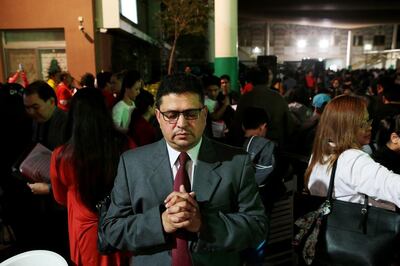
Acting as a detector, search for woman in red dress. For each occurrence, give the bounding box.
[50,88,135,266]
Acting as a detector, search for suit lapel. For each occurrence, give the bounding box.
[146,139,174,200]
[192,137,222,202]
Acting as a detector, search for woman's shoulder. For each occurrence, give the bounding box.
[337,149,387,176]
[340,148,369,158]
[112,100,124,109]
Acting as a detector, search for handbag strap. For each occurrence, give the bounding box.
[325,158,369,233]
[326,160,338,201]
[325,158,369,204]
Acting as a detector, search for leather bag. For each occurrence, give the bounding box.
[96,195,117,254]
[294,160,400,266]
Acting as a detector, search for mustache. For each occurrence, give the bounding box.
[173,129,192,136]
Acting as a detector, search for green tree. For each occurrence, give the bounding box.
[159,0,211,74]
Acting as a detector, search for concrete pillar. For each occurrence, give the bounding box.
[265,22,270,56]
[207,0,215,71]
[214,0,238,92]
[392,24,398,50]
[346,30,352,69]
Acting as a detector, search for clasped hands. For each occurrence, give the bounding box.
[162,185,201,234]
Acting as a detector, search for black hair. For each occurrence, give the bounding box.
[61,88,129,211]
[202,75,220,88]
[80,73,95,88]
[96,72,112,90]
[242,107,269,130]
[156,73,204,108]
[117,70,142,102]
[59,72,71,83]
[134,89,155,116]
[252,69,268,85]
[377,75,394,90]
[24,80,57,103]
[220,74,231,81]
[383,83,400,102]
[376,114,400,147]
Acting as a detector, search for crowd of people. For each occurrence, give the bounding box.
[1,64,400,265]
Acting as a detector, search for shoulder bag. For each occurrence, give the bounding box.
[96,195,117,254]
[293,160,400,266]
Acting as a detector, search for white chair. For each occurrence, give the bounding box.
[0,250,68,266]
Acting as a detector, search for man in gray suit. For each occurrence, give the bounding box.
[102,73,267,266]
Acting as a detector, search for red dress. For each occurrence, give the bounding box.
[102,90,116,110]
[128,114,157,146]
[50,147,130,266]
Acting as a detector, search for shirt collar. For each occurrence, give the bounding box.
[166,138,202,167]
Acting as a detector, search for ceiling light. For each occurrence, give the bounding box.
[252,46,261,54]
[297,39,307,48]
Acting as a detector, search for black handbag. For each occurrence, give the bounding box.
[294,160,400,266]
[96,195,117,254]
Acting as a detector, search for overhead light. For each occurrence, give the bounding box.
[252,46,261,54]
[319,39,329,48]
[329,64,338,71]
[318,58,323,62]
[297,39,307,48]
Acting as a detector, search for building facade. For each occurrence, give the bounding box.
[238,22,399,70]
[0,0,161,84]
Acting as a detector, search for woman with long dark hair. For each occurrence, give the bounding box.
[50,88,134,266]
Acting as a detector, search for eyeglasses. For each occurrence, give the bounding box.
[158,107,205,123]
[360,119,373,129]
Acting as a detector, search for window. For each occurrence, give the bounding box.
[373,35,385,46]
[353,35,363,46]
[3,30,66,81]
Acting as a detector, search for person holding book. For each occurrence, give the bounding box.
[23,80,67,194]
[22,80,69,260]
[50,88,135,265]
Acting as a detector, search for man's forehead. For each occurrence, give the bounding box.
[207,85,219,91]
[159,92,202,107]
[24,93,48,105]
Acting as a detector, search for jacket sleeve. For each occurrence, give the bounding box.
[343,151,400,207]
[253,140,275,186]
[101,154,169,253]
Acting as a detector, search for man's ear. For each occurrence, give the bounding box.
[390,132,400,144]
[48,97,56,107]
[155,108,161,123]
[203,106,208,119]
[260,122,267,131]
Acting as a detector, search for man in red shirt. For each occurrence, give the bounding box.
[56,72,73,112]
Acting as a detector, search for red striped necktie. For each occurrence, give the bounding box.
[172,152,192,266]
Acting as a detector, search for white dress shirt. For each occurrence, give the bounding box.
[166,138,202,190]
[308,148,400,208]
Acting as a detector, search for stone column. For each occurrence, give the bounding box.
[214,0,238,92]
[346,30,352,69]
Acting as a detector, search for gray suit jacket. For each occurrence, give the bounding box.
[102,137,267,266]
